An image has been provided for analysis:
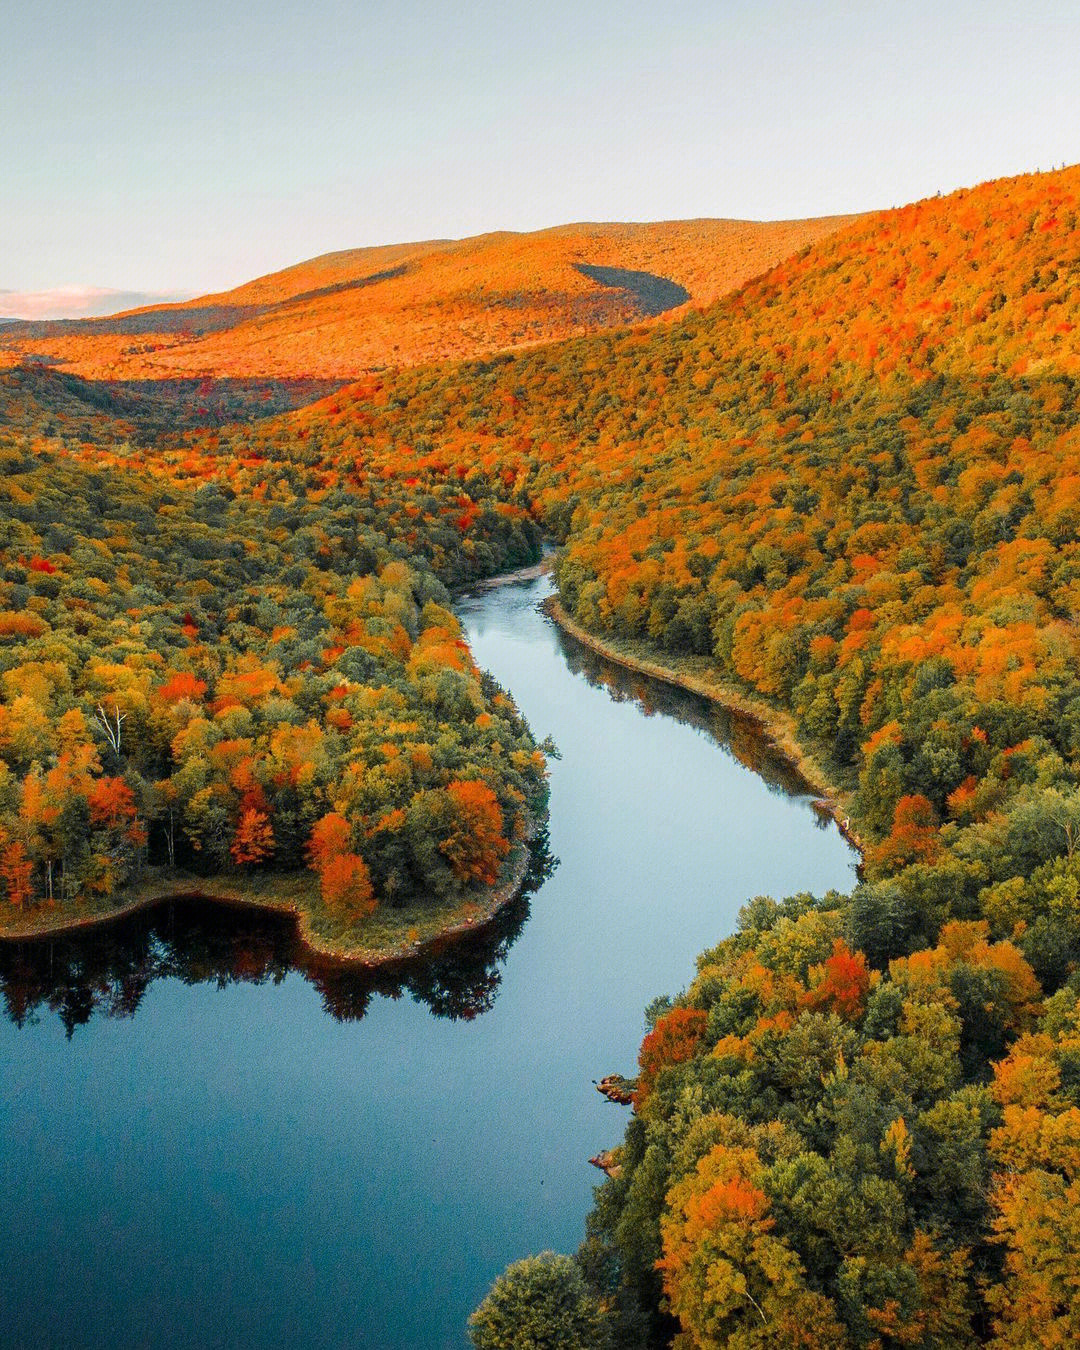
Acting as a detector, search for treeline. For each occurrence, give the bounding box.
[0,406,546,926]
[229,169,1080,1345]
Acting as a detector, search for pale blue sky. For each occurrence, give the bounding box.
[3,0,1078,303]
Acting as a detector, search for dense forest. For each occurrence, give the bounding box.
[0,367,548,947]
[4,165,1080,1343]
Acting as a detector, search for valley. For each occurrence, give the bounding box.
[4,166,1080,1346]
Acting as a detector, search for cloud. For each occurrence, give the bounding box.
[0,285,190,321]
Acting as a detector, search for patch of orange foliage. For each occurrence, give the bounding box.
[0,217,855,382]
[635,1006,709,1105]
[799,938,873,1020]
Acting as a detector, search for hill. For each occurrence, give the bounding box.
[0,216,855,382]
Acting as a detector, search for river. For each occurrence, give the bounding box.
[0,573,856,1349]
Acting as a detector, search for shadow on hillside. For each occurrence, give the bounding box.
[2,264,413,344]
[1,362,344,429]
[279,263,409,311]
[106,374,345,424]
[574,263,690,317]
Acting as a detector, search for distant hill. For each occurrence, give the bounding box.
[0,287,189,323]
[0,216,855,382]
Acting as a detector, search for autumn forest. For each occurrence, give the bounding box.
[4,167,1080,1346]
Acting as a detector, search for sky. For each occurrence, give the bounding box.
[3,0,1078,314]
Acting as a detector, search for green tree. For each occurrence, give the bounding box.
[468,1252,611,1350]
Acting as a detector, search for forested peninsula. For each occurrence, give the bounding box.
[3,167,1080,1344]
[0,391,549,959]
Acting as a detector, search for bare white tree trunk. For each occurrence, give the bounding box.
[94,703,126,757]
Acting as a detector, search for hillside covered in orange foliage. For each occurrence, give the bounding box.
[4,166,1080,1345]
[168,166,1080,1346]
[0,215,854,383]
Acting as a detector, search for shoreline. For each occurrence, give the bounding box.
[0,567,859,960]
[0,818,539,969]
[543,596,864,857]
[463,556,553,590]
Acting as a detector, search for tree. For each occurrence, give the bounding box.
[439,779,509,885]
[319,851,375,916]
[155,671,208,704]
[0,840,34,910]
[306,812,352,869]
[468,1252,611,1350]
[87,776,137,832]
[230,807,274,867]
[306,812,375,915]
[986,1009,1080,1347]
[868,795,941,875]
[658,1143,846,1348]
[800,938,872,1020]
[93,703,127,758]
[635,1006,707,1107]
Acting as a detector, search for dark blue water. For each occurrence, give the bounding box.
[0,574,855,1349]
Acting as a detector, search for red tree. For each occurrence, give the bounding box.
[800,939,872,1020]
[230,807,274,867]
[635,1007,709,1107]
[87,777,137,831]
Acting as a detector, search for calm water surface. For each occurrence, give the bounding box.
[0,574,855,1349]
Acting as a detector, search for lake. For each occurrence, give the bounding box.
[0,573,855,1349]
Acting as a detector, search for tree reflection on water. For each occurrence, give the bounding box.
[553,628,822,802]
[0,831,558,1037]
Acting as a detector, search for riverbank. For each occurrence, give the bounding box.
[466,556,553,589]
[0,820,539,967]
[544,597,864,857]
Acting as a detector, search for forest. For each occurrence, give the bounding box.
[4,165,1080,1343]
[220,168,1078,1347]
[0,365,548,949]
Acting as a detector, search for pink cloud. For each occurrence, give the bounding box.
[0,286,189,321]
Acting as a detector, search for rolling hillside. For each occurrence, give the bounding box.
[0,216,854,382]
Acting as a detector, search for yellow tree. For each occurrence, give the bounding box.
[659,1141,847,1348]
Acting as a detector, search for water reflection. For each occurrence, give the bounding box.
[552,624,827,805]
[2,575,856,1350]
[0,831,558,1036]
